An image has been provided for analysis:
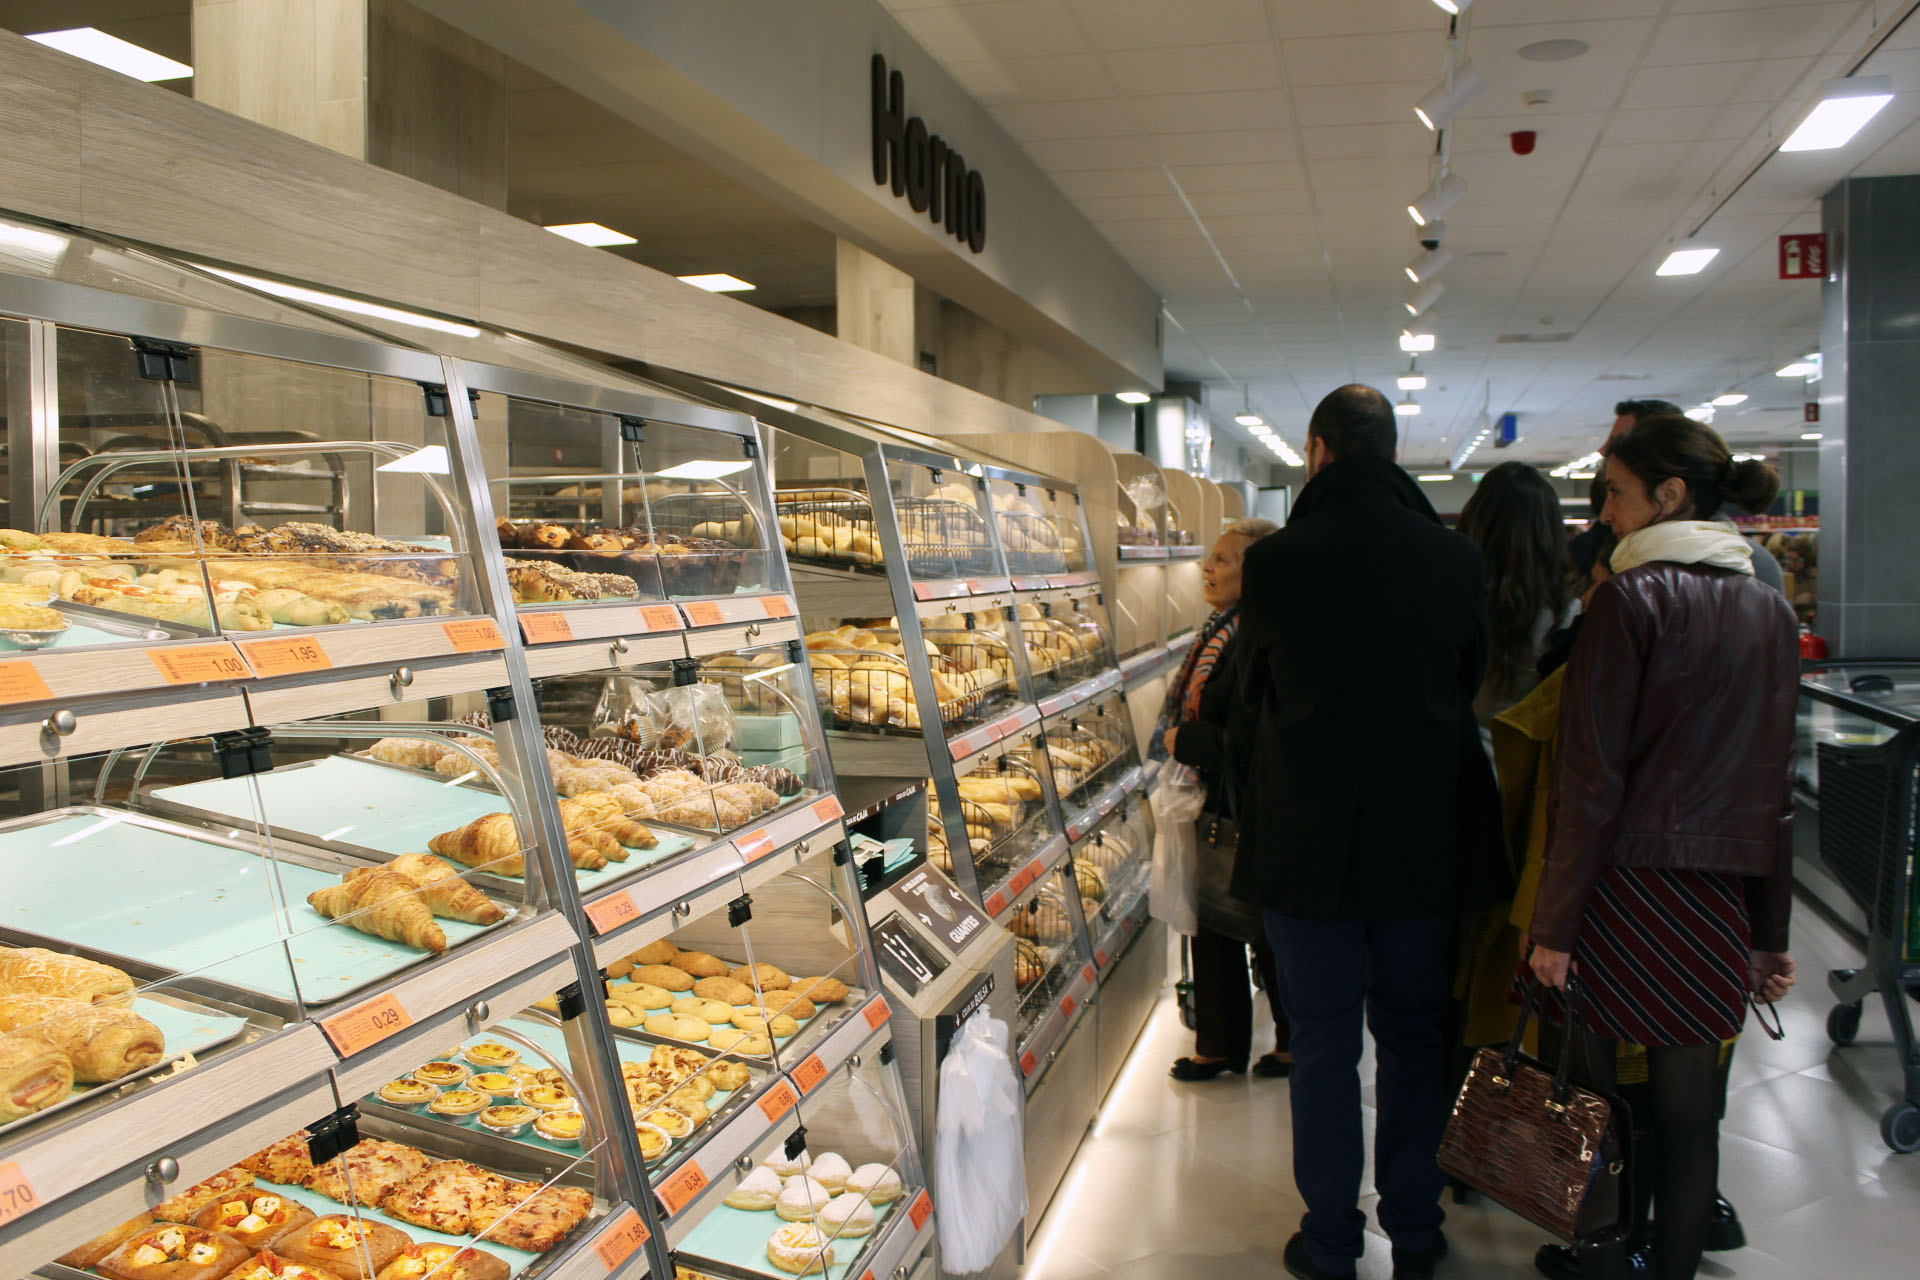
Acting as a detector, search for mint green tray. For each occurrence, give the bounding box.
[680,1199,897,1280]
[262,1180,549,1278]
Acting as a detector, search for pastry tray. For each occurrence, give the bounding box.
[678,1198,900,1280]
[599,968,869,1093]
[148,755,700,896]
[0,599,198,652]
[0,806,514,1020]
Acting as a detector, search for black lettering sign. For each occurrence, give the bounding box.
[871,53,986,253]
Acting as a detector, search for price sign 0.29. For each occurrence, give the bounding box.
[320,993,413,1056]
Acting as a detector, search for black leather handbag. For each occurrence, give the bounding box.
[1193,744,1263,944]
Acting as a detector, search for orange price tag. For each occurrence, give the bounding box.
[735,829,774,862]
[792,1054,829,1094]
[0,1161,41,1228]
[441,618,505,652]
[1062,994,1077,1017]
[1096,950,1110,968]
[1020,1049,1038,1076]
[519,612,574,644]
[591,1208,650,1271]
[658,1160,708,1214]
[685,601,724,627]
[758,1079,799,1124]
[320,992,413,1056]
[241,635,333,678]
[585,891,640,936]
[861,1272,875,1280]
[641,605,680,632]
[1083,964,1096,986]
[908,1189,934,1231]
[148,643,249,685]
[761,594,795,619]
[0,661,52,706]
[983,892,1006,917]
[864,996,891,1030]
[810,796,844,824]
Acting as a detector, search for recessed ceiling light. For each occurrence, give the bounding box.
[1711,393,1749,406]
[26,28,192,81]
[1116,391,1152,404]
[1776,361,1819,378]
[1235,412,1264,427]
[1417,474,1453,482]
[1781,77,1894,152]
[1518,39,1590,63]
[677,273,756,292]
[1801,432,1824,441]
[1400,331,1437,353]
[1656,247,1719,276]
[545,222,636,247]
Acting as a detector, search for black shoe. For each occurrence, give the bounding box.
[1391,1231,1448,1280]
[1169,1056,1245,1081]
[1534,1243,1649,1280]
[1704,1195,1745,1252]
[1283,1232,1356,1280]
[1253,1052,1293,1078]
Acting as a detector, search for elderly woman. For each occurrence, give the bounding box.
[1158,516,1289,1080]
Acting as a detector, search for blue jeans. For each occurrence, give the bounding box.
[1265,910,1453,1273]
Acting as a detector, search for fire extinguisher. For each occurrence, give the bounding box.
[1799,625,1829,661]
[1785,237,1803,277]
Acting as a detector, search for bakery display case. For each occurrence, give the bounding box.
[1069,796,1152,978]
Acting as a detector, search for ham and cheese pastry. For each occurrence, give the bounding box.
[0,1030,74,1121]
[192,1190,316,1250]
[153,1166,256,1224]
[58,1215,156,1270]
[228,1250,350,1280]
[0,946,135,1002]
[0,994,163,1082]
[274,1216,410,1280]
[97,1223,251,1280]
[374,1244,508,1280]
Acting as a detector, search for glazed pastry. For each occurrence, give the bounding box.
[192,1191,315,1250]
[669,951,730,979]
[808,1153,852,1194]
[644,1013,709,1043]
[519,1083,573,1112]
[226,1251,349,1280]
[375,1244,508,1280]
[707,1026,773,1057]
[706,1058,751,1091]
[814,1193,877,1239]
[730,963,790,991]
[302,1139,430,1208]
[765,1223,833,1275]
[274,1216,409,1280]
[346,854,505,925]
[0,994,163,1082]
[467,1181,592,1253]
[775,1177,832,1223]
[788,976,850,1005]
[606,982,672,1010]
[58,1215,156,1269]
[98,1224,250,1280]
[724,1166,784,1211]
[411,1061,470,1088]
[672,997,734,1025]
[239,1134,315,1187]
[843,1163,904,1205]
[380,1161,510,1235]
[0,945,134,1002]
[466,1072,517,1097]
[761,1150,810,1179]
[427,814,526,877]
[691,975,754,1005]
[480,1105,538,1135]
[0,1030,74,1120]
[306,873,447,953]
[631,964,694,993]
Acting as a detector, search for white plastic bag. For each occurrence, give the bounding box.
[1148,764,1205,935]
[934,1011,1026,1274]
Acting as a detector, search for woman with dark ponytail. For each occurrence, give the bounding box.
[1525,414,1799,1280]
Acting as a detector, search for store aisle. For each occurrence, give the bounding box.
[1020,903,1916,1280]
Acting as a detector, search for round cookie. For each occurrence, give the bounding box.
[731,1008,801,1038]
[606,1002,642,1028]
[790,976,850,1004]
[693,975,755,1005]
[644,1012,711,1043]
[759,990,818,1020]
[609,981,673,1009]
[631,938,680,967]
[706,1059,751,1091]
[708,1026,774,1057]
[673,996,736,1025]
[670,951,731,978]
[633,964,695,993]
[731,962,791,991]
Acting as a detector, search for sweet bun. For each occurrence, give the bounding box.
[758,990,817,1020]
[789,976,850,1004]
[807,1153,851,1193]
[608,982,673,1009]
[761,1150,810,1178]
[776,1177,832,1223]
[723,1166,783,1212]
[632,965,694,992]
[815,1193,876,1239]
[669,951,730,978]
[643,1013,710,1043]
[605,1003,642,1028]
[766,1223,832,1276]
[708,1026,774,1057]
[843,1163,904,1205]
[631,939,680,967]
[730,1009,800,1038]
[706,1059,752,1091]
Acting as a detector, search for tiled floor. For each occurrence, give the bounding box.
[1019,901,1917,1280]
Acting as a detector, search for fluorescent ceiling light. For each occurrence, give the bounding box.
[1415,63,1488,131]
[1711,393,1748,406]
[1398,373,1429,391]
[654,459,755,480]
[1405,246,1454,283]
[1801,432,1824,440]
[1406,281,1445,317]
[1431,0,1474,13]
[0,219,69,259]
[1400,330,1437,353]
[1417,474,1452,482]
[201,266,483,337]
[1408,174,1467,226]
[1235,412,1264,427]
[1775,360,1819,378]
[1656,247,1719,276]
[1780,77,1894,152]
[1395,398,1421,417]
[1249,425,1274,437]
[26,28,192,81]
[678,273,756,293]
[1569,471,1597,480]
[376,445,449,474]
[544,222,636,247]
[1116,391,1152,404]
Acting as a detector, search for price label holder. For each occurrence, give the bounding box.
[909,1189,935,1231]
[734,829,774,862]
[641,605,681,632]
[761,595,796,619]
[0,1160,40,1228]
[1062,994,1077,1017]
[585,891,640,936]
[321,992,413,1056]
[441,618,505,653]
[810,796,844,824]
[241,635,333,678]
[864,996,891,1030]
[149,643,249,685]
[684,601,724,628]
[0,660,52,705]
[758,1079,799,1124]
[658,1160,708,1215]
[519,612,575,644]
[592,1208,650,1271]
[1020,1049,1038,1077]
[791,1054,829,1094]
[1082,964,1096,986]
[983,892,1007,918]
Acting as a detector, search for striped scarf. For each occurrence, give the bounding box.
[1166,606,1239,724]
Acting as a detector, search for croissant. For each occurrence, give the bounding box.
[0,994,164,1082]
[560,793,658,849]
[346,854,505,925]
[307,872,447,953]
[552,808,624,867]
[0,1030,74,1120]
[365,737,450,770]
[429,814,525,876]
[0,945,135,1003]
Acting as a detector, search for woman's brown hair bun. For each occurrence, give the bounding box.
[1720,457,1781,515]
[1609,413,1778,519]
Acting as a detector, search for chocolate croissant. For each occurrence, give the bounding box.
[0,994,164,1082]
[347,853,506,925]
[0,1030,75,1120]
[307,872,447,953]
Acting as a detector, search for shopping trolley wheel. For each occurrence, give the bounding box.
[1827,1002,1863,1046]
[1880,1102,1920,1153]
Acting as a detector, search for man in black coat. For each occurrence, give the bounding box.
[1233,385,1504,1280]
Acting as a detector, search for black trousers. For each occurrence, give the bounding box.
[1190,923,1290,1063]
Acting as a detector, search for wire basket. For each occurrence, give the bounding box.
[775,487,883,571]
[896,495,996,578]
[997,510,1069,576]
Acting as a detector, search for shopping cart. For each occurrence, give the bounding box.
[1818,719,1920,1152]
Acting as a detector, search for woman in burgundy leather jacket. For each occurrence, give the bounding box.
[1527,414,1799,1280]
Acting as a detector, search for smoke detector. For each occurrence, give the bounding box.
[1523,88,1556,108]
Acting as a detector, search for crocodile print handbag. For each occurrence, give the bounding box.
[1437,976,1632,1246]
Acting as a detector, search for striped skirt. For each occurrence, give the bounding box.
[1570,867,1751,1047]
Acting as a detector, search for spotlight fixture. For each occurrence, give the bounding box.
[1655,246,1719,276]
[1116,391,1152,404]
[1405,246,1454,284]
[1405,281,1445,317]
[1398,359,1428,391]
[1395,397,1421,417]
[1408,174,1467,226]
[1400,330,1437,353]
[1415,63,1489,132]
[1711,393,1748,406]
[1781,76,1894,152]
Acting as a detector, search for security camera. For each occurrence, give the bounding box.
[1419,219,1446,251]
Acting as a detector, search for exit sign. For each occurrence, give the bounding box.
[1779,233,1826,280]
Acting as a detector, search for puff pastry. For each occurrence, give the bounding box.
[58,1214,155,1269]
[153,1167,256,1224]
[347,854,505,925]
[307,872,447,953]
[97,1223,251,1280]
[0,993,163,1082]
[0,946,135,1003]
[374,1244,508,1280]
[192,1191,314,1250]
[427,814,525,877]
[275,1216,410,1280]
[227,1251,350,1280]
[766,1224,833,1275]
[0,1029,74,1121]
